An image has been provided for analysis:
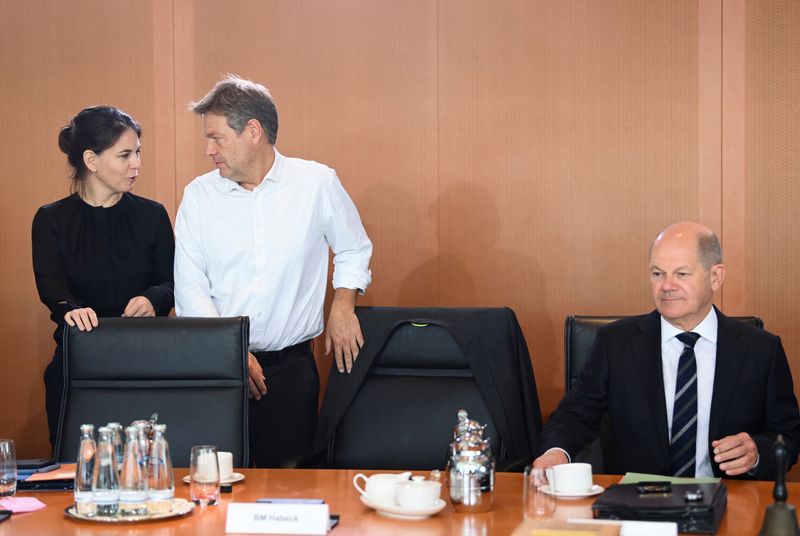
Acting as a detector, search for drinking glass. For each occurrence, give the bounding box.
[0,439,16,497]
[523,466,555,519]
[190,445,220,506]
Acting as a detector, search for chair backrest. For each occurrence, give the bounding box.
[329,321,498,470]
[54,317,250,467]
[321,306,541,472]
[563,314,764,471]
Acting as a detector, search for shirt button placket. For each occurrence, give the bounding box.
[253,191,263,290]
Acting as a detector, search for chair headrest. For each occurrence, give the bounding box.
[65,316,248,380]
[373,323,468,369]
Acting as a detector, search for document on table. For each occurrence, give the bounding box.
[25,463,76,481]
[619,472,720,485]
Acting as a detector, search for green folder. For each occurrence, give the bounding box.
[620,472,721,485]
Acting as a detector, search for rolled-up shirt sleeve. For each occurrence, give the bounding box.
[174,187,220,317]
[323,171,372,293]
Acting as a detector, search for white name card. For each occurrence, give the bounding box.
[566,518,678,536]
[225,502,331,535]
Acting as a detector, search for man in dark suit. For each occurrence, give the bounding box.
[535,222,800,478]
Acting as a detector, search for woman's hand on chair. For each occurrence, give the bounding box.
[122,296,155,317]
[64,307,99,332]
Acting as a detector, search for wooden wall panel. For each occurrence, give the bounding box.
[0,0,175,456]
[152,0,178,220]
[698,0,722,233]
[3,0,800,469]
[744,1,800,390]
[437,0,699,412]
[721,0,747,314]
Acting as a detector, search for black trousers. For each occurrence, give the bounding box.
[43,352,63,449]
[249,341,319,468]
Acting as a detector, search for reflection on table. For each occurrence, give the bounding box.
[0,470,792,535]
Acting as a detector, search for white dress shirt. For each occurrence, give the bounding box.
[661,308,717,478]
[174,149,372,351]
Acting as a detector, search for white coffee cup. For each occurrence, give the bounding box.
[545,462,593,493]
[395,479,441,509]
[353,472,411,505]
[216,451,234,480]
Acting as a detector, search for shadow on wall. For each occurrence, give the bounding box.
[399,181,545,311]
[394,182,554,404]
[351,180,557,409]
[355,181,430,307]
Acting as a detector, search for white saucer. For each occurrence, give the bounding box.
[182,472,245,485]
[359,495,446,520]
[539,484,604,499]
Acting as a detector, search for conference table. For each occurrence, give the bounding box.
[0,470,792,534]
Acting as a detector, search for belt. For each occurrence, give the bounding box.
[253,340,312,365]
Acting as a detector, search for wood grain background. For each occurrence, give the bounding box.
[2,1,798,477]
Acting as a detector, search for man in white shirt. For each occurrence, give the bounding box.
[534,222,800,479]
[175,75,373,467]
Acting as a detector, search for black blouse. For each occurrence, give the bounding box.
[32,192,175,346]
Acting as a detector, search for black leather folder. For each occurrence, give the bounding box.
[16,479,74,492]
[591,482,727,534]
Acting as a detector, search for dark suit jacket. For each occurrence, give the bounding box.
[314,306,543,470]
[538,307,800,479]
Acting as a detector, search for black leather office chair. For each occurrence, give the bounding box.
[315,307,542,472]
[54,317,250,468]
[563,314,764,472]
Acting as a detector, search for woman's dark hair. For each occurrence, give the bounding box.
[58,106,141,183]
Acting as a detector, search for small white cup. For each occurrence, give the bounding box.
[545,462,593,493]
[353,472,410,506]
[216,451,234,481]
[395,479,441,509]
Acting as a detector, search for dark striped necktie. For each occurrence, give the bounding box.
[670,331,701,477]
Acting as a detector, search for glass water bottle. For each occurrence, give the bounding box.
[119,426,148,516]
[74,424,96,517]
[106,422,124,475]
[147,424,174,514]
[92,426,120,516]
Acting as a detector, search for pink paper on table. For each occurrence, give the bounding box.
[0,497,47,513]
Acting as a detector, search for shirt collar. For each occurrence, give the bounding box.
[660,306,718,345]
[253,147,283,191]
[211,147,284,193]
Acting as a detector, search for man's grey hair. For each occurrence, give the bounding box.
[189,74,278,144]
[697,232,723,269]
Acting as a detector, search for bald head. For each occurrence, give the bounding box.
[649,222,726,331]
[650,222,722,269]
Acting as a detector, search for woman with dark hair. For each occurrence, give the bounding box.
[32,106,175,447]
